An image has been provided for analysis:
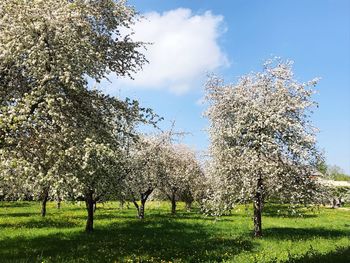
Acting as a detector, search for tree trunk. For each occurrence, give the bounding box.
[139,199,146,219]
[85,190,94,232]
[56,196,61,209]
[132,199,140,217]
[253,178,263,237]
[185,201,192,212]
[171,192,176,215]
[41,188,49,217]
[332,198,337,208]
[132,189,153,219]
[139,189,153,219]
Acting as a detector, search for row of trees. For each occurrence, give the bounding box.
[0,0,206,232]
[0,0,156,232]
[318,163,350,181]
[0,0,335,238]
[123,133,204,219]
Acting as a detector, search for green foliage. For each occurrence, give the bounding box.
[330,174,350,182]
[322,164,350,181]
[316,161,328,175]
[0,201,349,262]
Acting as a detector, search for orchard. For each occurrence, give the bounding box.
[0,1,349,262]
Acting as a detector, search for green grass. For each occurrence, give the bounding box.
[0,201,349,262]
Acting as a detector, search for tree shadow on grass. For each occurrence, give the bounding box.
[69,212,135,221]
[0,219,254,262]
[57,207,238,226]
[0,218,79,229]
[286,246,350,263]
[264,227,350,240]
[0,202,32,208]
[148,212,236,223]
[0,212,40,218]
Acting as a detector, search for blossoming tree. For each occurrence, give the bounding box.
[205,59,323,237]
[0,0,154,231]
[123,135,167,219]
[159,144,203,214]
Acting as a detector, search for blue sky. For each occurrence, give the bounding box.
[102,0,350,173]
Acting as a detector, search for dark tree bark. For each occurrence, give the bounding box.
[133,188,153,219]
[139,199,146,219]
[171,192,176,215]
[132,199,140,216]
[338,197,342,207]
[56,196,61,209]
[85,190,94,232]
[41,188,49,217]
[253,177,263,237]
[332,198,337,209]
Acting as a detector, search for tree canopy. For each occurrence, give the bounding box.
[204,59,323,236]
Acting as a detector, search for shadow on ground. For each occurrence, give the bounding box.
[286,246,350,263]
[264,227,350,240]
[0,219,253,262]
[0,212,39,218]
[0,218,79,229]
[1,204,349,262]
[0,202,32,208]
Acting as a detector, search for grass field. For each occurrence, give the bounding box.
[0,201,349,262]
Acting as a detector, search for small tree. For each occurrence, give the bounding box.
[159,144,202,214]
[205,59,322,237]
[63,138,124,232]
[124,135,169,219]
[60,95,155,232]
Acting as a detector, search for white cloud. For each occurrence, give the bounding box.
[112,8,228,95]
